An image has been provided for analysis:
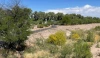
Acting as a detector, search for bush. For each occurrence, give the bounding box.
[86,31,94,42]
[37,24,44,28]
[47,44,59,54]
[73,42,92,58]
[94,26,100,31]
[70,30,82,40]
[34,38,59,54]
[47,30,67,46]
[60,44,73,58]
[71,33,80,40]
[43,24,50,27]
[94,34,100,42]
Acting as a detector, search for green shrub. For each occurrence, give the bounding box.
[71,33,80,40]
[47,30,67,46]
[70,30,84,40]
[34,38,59,54]
[86,31,94,42]
[47,20,53,25]
[47,45,59,54]
[97,32,100,36]
[60,44,73,58]
[73,42,92,58]
[94,26,100,31]
[37,24,44,28]
[43,24,50,27]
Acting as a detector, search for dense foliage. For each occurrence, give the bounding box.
[37,24,44,28]
[73,41,92,58]
[86,31,95,42]
[31,12,100,25]
[94,26,100,31]
[0,4,32,50]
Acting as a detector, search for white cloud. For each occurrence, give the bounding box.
[45,5,100,17]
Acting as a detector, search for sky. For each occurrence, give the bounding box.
[0,0,100,17]
[21,0,100,11]
[22,0,100,17]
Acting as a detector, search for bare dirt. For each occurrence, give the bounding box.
[91,43,100,58]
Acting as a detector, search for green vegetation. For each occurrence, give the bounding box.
[73,41,92,58]
[94,26,100,31]
[44,23,50,27]
[0,0,32,57]
[0,4,32,45]
[86,31,95,42]
[60,44,73,58]
[32,12,100,25]
[37,24,44,28]
[37,23,50,28]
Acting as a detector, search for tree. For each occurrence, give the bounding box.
[56,13,63,20]
[47,12,55,20]
[61,15,71,25]
[33,11,39,21]
[0,0,32,50]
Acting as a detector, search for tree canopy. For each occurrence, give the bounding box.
[0,1,32,50]
[31,12,100,25]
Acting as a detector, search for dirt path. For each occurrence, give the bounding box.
[91,43,100,58]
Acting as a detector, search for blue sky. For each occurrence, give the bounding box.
[0,0,100,17]
[21,0,100,17]
[21,0,100,11]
